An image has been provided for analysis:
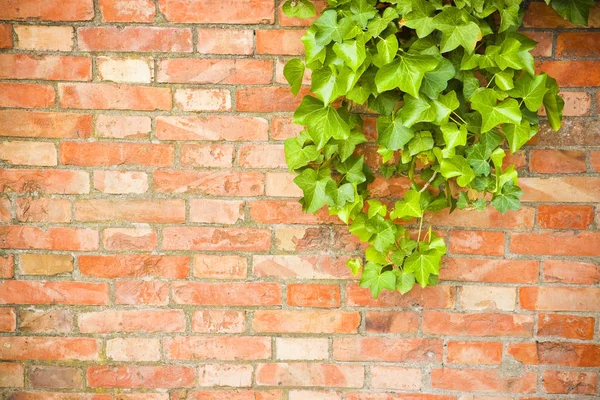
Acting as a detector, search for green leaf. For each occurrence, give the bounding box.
[284,59,306,96]
[550,0,595,26]
[470,88,522,132]
[490,181,523,214]
[368,7,399,37]
[366,246,388,265]
[350,213,375,242]
[543,76,565,131]
[374,52,439,98]
[370,216,397,251]
[400,95,436,127]
[390,189,423,219]
[495,38,524,70]
[421,58,456,99]
[294,168,337,213]
[441,122,467,150]
[395,271,416,294]
[337,155,366,183]
[433,8,481,53]
[466,143,491,175]
[311,67,338,105]
[509,73,548,112]
[282,0,317,18]
[503,120,537,153]
[346,258,362,275]
[360,262,396,299]
[336,129,367,161]
[293,95,325,125]
[438,152,476,187]
[333,36,367,71]
[284,137,320,170]
[403,249,441,287]
[408,130,434,156]
[302,27,326,64]
[367,199,387,219]
[375,34,399,67]
[376,115,414,151]
[402,0,436,37]
[350,0,378,28]
[310,106,351,144]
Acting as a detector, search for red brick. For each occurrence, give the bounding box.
[75,199,185,223]
[158,59,272,84]
[0,280,108,305]
[0,226,98,251]
[0,362,23,388]
[79,255,189,278]
[287,284,341,308]
[0,83,55,108]
[591,150,600,172]
[441,258,539,283]
[523,31,553,57]
[449,230,504,256]
[520,287,600,312]
[237,87,308,112]
[117,395,168,400]
[521,177,600,202]
[422,311,534,337]
[529,149,586,173]
[175,88,231,112]
[197,29,254,55]
[425,206,534,229]
[157,115,269,141]
[551,92,591,116]
[0,24,12,48]
[164,336,271,360]
[333,338,443,362]
[537,205,594,230]
[79,309,185,333]
[163,227,271,251]
[0,0,93,20]
[447,341,503,365]
[256,363,364,388]
[192,310,246,333]
[365,311,419,334]
[0,307,16,332]
[159,0,274,23]
[190,199,244,224]
[193,254,247,279]
[273,227,330,251]
[460,286,516,311]
[0,110,92,139]
[196,364,253,388]
[511,232,600,256]
[250,200,339,225]
[114,280,170,306]
[173,282,281,306]
[61,142,173,166]
[78,26,192,52]
[5,394,110,400]
[16,198,71,223]
[96,114,151,139]
[347,395,453,400]
[431,368,536,393]
[271,116,303,140]
[154,170,264,196]
[106,338,160,362]
[14,25,73,51]
[0,141,57,166]
[59,83,172,110]
[557,31,600,56]
[0,198,9,222]
[542,370,598,394]
[20,254,73,276]
[0,169,89,194]
[537,61,600,87]
[266,172,303,197]
[253,255,353,280]
[94,170,148,194]
[0,337,98,360]
[239,144,287,168]
[103,228,157,251]
[276,338,328,361]
[97,56,153,83]
[538,314,595,340]
[29,365,83,389]
[346,284,455,309]
[0,54,91,81]
[171,391,282,400]
[181,144,235,168]
[19,310,72,333]
[523,2,600,28]
[256,30,305,55]
[543,260,599,284]
[521,342,600,367]
[99,0,155,22]
[88,366,195,388]
[370,366,421,390]
[253,310,358,333]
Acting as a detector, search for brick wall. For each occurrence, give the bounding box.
[0,0,599,398]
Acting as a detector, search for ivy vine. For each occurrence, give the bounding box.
[282,0,594,298]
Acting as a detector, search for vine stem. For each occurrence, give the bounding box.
[416,216,424,246]
[419,171,438,193]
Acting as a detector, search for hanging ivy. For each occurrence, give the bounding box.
[282,0,594,298]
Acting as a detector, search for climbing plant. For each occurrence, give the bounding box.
[282,0,594,298]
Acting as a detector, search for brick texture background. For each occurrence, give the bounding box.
[0,0,599,399]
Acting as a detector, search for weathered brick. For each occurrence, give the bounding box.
[14,25,73,51]
[529,149,587,173]
[163,227,271,251]
[106,338,161,362]
[537,205,594,230]
[154,171,264,196]
[159,0,275,23]
[192,310,246,333]
[19,310,72,333]
[556,31,600,57]
[446,341,503,365]
[103,228,157,251]
[0,281,108,305]
[173,282,281,306]
[511,232,600,256]
[239,144,287,169]
[346,284,455,308]
[365,311,419,334]
[256,363,364,388]
[520,287,600,312]
[266,172,303,197]
[459,286,516,311]
[181,144,235,168]
[441,258,539,283]
[370,366,421,390]
[0,54,91,81]
[0,169,89,194]
[254,255,353,280]
[78,310,185,333]
[158,59,272,84]
[164,336,271,361]
[0,24,12,48]
[422,311,534,337]
[16,198,71,223]
[0,337,98,360]
[59,83,172,110]
[333,338,443,362]
[193,254,247,279]
[0,226,97,250]
[0,0,94,21]
[0,141,57,166]
[97,56,153,83]
[175,88,231,112]
[61,142,173,167]
[256,30,305,55]
[520,177,600,202]
[88,366,195,389]
[75,199,185,223]
[157,115,268,141]
[287,284,341,308]
[253,310,359,333]
[78,27,192,52]
[275,338,328,361]
[542,370,598,394]
[29,366,83,389]
[99,0,155,22]
[237,87,308,112]
[197,29,254,55]
[20,254,73,275]
[114,280,170,306]
[0,307,16,332]
[0,110,92,139]
[94,170,148,194]
[538,314,595,340]
[95,115,151,139]
[79,255,189,278]
[198,364,253,387]
[273,227,330,252]
[449,230,504,256]
[0,362,24,387]
[190,199,244,224]
[0,82,55,108]
[431,368,536,393]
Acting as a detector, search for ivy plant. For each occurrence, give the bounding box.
[282,0,593,298]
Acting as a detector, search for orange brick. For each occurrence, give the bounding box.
[198,364,253,387]
[0,54,91,81]
[0,83,55,108]
[537,61,600,87]
[523,2,600,28]
[365,311,419,334]
[114,281,170,306]
[333,338,443,362]
[592,150,600,172]
[16,198,71,223]
[157,115,268,141]
[93,170,148,194]
[271,116,303,140]
[287,284,341,308]
[537,205,594,230]
[0,281,108,305]
[511,342,600,367]
[75,199,184,223]
[275,338,328,360]
[157,59,273,84]
[0,0,94,20]
[79,255,189,279]
[171,391,281,400]
[0,255,13,279]
[102,228,157,251]
[190,199,244,224]
[529,149,586,173]
[95,115,151,139]
[0,226,98,251]
[0,362,24,387]
[424,206,535,229]
[253,255,353,280]
[99,0,155,22]
[256,363,364,388]
[14,25,73,51]
[459,286,516,311]
[266,172,303,197]
[88,366,195,389]
[520,177,600,202]
[237,87,307,112]
[449,230,504,256]
[0,24,12,48]
[441,258,539,283]
[253,310,358,333]
[273,227,330,251]
[192,310,245,333]
[197,29,254,55]
[523,31,553,57]
[542,370,598,394]
[164,336,271,360]
[174,88,231,112]
[0,141,57,166]
[193,254,247,279]
[180,144,235,168]
[78,310,185,333]
[346,284,455,309]
[422,311,533,337]
[239,144,287,168]
[106,338,160,362]
[19,309,72,333]
[431,368,536,393]
[543,260,600,284]
[0,308,16,332]
[0,110,92,139]
[59,83,172,110]
[370,366,421,390]
[78,26,192,52]
[61,142,173,166]
[159,0,275,23]
[447,341,502,365]
[0,169,89,194]
[172,282,281,306]
[155,171,264,196]
[511,232,600,256]
[520,287,600,312]
[249,200,339,225]
[256,30,305,55]
[557,31,600,57]
[0,337,98,361]
[538,313,595,340]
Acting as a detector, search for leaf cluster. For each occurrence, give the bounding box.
[282,0,588,297]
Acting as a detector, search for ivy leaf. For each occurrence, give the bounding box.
[350,0,378,28]
[366,246,388,265]
[360,262,397,299]
[368,7,399,37]
[331,182,355,206]
[375,34,399,67]
[495,38,524,70]
[311,67,338,105]
[470,88,522,132]
[302,27,326,64]
[337,155,366,183]
[314,10,354,45]
[503,120,537,153]
[433,8,481,53]
[441,122,467,150]
[293,95,325,125]
[543,76,565,131]
[395,271,416,294]
[284,59,306,96]
[376,115,414,151]
[402,0,437,37]
[346,258,362,275]
[284,137,320,170]
[294,168,337,213]
[333,35,367,71]
[370,216,398,251]
[403,249,440,287]
[350,213,375,242]
[282,0,317,18]
[310,106,351,144]
[437,152,476,187]
[367,199,387,219]
[336,129,367,161]
[421,58,456,99]
[550,0,595,26]
[499,4,519,32]
[509,73,548,112]
[466,143,491,175]
[375,52,439,98]
[490,181,523,214]
[390,189,423,219]
[408,130,434,156]
[400,95,436,127]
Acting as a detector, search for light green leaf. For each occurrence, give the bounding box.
[509,73,548,112]
[402,0,436,37]
[333,36,367,71]
[438,153,476,187]
[346,258,362,275]
[367,199,387,219]
[400,95,436,127]
[376,34,399,66]
[282,0,317,18]
[543,76,565,131]
[360,262,396,298]
[370,216,398,251]
[294,168,336,213]
[408,130,434,156]
[466,143,491,175]
[284,59,305,96]
[403,250,440,287]
[421,58,456,99]
[368,7,399,37]
[337,155,366,183]
[284,137,320,170]
[495,38,524,70]
[433,8,481,53]
[550,0,595,26]
[310,106,351,144]
[293,95,324,125]
[470,88,522,132]
[490,181,523,214]
[395,271,416,294]
[390,189,423,219]
[503,120,537,153]
[441,122,467,150]
[376,115,414,150]
[311,67,338,105]
[375,52,439,98]
[350,0,378,28]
